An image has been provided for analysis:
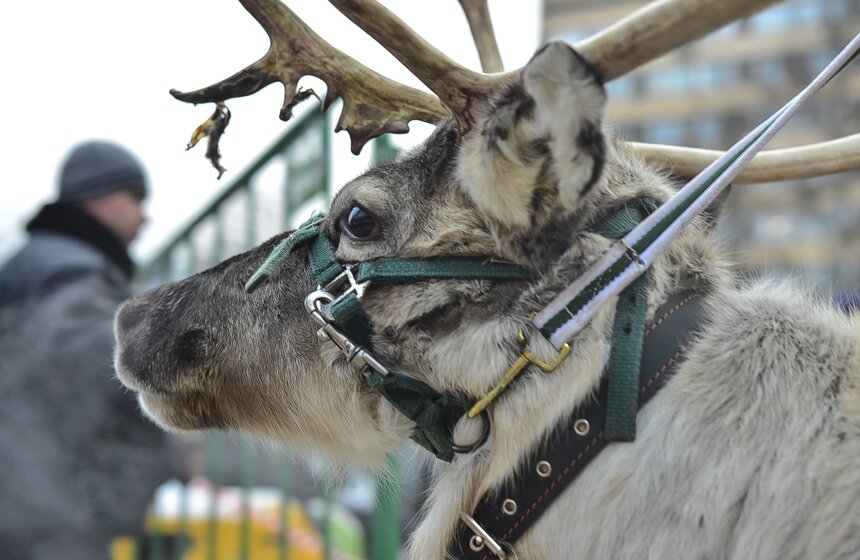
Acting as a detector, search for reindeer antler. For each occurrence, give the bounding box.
[634,133,860,184]
[173,0,860,183]
[326,0,805,135]
[457,0,503,74]
[577,0,780,81]
[176,0,781,154]
[327,0,514,135]
[170,0,445,155]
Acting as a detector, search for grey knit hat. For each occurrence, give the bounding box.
[56,140,149,203]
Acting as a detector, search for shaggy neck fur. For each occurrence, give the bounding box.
[357,139,733,558]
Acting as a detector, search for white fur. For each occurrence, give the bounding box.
[405,282,860,559]
[524,42,607,211]
[456,116,543,227]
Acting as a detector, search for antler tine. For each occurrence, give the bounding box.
[632,133,860,184]
[457,0,504,73]
[576,0,783,81]
[328,0,516,133]
[170,0,446,154]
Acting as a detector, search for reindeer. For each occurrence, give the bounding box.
[115,0,860,558]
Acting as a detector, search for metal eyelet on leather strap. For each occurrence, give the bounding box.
[574,418,590,436]
[451,409,491,454]
[536,460,552,477]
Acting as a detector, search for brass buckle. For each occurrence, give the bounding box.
[467,327,570,418]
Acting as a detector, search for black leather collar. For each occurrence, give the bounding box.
[449,289,706,559]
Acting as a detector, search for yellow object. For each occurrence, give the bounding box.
[110,536,137,560]
[468,334,571,417]
[110,478,365,560]
[145,498,323,560]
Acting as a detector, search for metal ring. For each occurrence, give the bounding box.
[451,409,491,454]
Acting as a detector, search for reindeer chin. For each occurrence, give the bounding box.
[138,390,225,432]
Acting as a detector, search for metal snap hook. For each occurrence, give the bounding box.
[304,289,334,315]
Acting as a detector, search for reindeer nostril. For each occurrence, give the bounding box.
[175,328,211,367]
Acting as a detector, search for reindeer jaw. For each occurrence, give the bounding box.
[114,352,227,431]
[136,389,225,432]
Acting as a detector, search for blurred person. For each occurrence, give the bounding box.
[0,141,182,559]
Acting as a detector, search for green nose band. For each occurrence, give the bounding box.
[244,212,325,293]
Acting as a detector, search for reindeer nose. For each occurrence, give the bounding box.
[115,297,147,339]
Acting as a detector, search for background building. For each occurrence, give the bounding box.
[546,0,860,294]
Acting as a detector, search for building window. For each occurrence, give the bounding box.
[643,122,685,145]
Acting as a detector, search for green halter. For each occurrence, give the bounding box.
[245,200,655,460]
[246,213,536,461]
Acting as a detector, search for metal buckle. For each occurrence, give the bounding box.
[619,239,646,269]
[304,290,389,377]
[460,513,507,559]
[322,264,369,308]
[467,327,570,418]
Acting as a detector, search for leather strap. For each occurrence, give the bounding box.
[449,290,706,559]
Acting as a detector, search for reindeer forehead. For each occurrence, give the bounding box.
[330,124,461,217]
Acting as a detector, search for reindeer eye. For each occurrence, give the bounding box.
[341,205,381,240]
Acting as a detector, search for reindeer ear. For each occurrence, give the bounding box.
[456,41,607,229]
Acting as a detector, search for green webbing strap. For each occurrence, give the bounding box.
[365,368,468,462]
[309,235,344,287]
[592,198,657,441]
[329,293,373,349]
[538,199,658,339]
[356,258,536,285]
[244,215,323,292]
[605,273,649,441]
[247,202,658,452]
[591,198,658,240]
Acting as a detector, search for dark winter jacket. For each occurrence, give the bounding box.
[0,204,182,560]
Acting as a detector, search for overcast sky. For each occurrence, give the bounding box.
[0,1,541,263]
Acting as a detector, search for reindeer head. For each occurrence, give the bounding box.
[115,0,860,465]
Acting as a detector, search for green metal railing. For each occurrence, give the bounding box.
[131,108,404,560]
[138,108,330,289]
